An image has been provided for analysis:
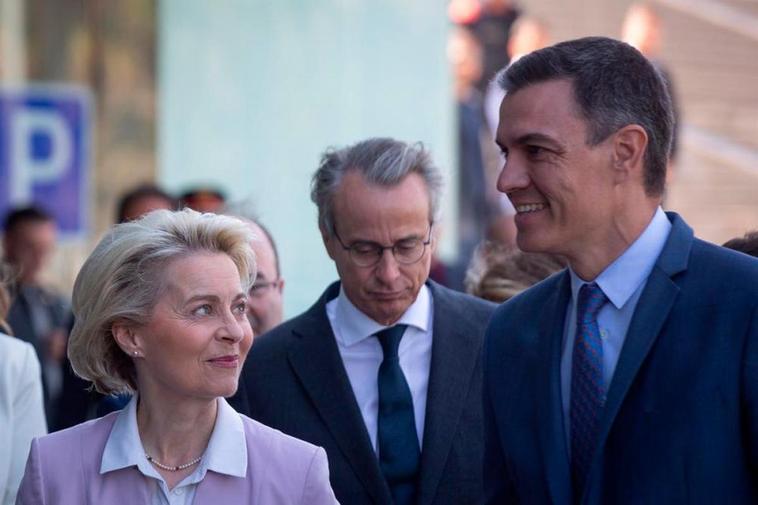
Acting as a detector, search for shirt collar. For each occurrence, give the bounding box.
[334,283,432,347]
[200,398,247,477]
[101,395,247,478]
[569,207,672,309]
[101,394,144,475]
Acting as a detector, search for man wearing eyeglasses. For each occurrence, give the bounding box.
[231,137,496,505]
[246,219,285,336]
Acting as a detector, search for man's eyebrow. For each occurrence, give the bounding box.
[514,132,564,150]
[351,232,425,246]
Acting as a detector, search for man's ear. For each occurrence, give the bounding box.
[429,224,440,255]
[611,124,648,185]
[112,320,144,357]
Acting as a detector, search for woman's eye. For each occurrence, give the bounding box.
[192,304,212,316]
[233,302,247,315]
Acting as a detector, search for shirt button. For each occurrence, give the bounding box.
[173,488,183,495]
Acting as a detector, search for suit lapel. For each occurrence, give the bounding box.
[286,283,391,504]
[589,213,692,487]
[536,272,573,503]
[416,283,482,505]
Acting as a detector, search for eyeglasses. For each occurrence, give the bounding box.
[249,279,279,297]
[333,223,433,267]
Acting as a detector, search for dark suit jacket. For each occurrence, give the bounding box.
[230,280,496,505]
[483,213,758,504]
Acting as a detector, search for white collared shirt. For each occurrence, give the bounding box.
[101,396,247,505]
[561,207,672,444]
[326,284,434,452]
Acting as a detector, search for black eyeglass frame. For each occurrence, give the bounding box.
[332,222,434,267]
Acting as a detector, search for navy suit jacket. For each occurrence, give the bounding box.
[231,280,495,505]
[483,213,758,504]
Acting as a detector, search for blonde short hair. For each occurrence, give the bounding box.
[465,245,565,303]
[68,208,256,395]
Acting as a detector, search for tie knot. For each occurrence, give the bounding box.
[577,283,607,322]
[376,324,408,359]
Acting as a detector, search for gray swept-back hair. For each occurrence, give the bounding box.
[311,137,444,236]
[68,208,256,395]
[498,36,674,197]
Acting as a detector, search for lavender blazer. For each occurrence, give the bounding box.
[16,410,339,505]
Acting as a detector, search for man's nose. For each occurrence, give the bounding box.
[375,248,401,283]
[496,156,530,194]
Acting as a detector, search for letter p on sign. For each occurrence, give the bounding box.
[0,86,91,236]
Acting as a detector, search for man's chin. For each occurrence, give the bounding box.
[365,299,411,326]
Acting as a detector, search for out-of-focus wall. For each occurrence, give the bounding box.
[158,0,455,316]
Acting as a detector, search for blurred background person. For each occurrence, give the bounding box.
[180,187,227,213]
[465,244,566,302]
[448,26,497,289]
[222,204,286,336]
[450,0,522,92]
[2,206,70,426]
[484,15,551,135]
[723,230,758,257]
[245,218,285,336]
[17,209,337,504]
[621,2,681,173]
[116,184,177,223]
[0,264,47,505]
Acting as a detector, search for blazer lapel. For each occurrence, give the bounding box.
[588,213,692,489]
[536,272,573,504]
[286,283,391,504]
[416,282,482,505]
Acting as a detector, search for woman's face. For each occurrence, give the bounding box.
[133,251,253,401]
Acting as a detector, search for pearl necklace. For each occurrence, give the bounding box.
[145,452,202,472]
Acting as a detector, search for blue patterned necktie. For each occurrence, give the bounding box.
[570,282,608,497]
[376,324,420,505]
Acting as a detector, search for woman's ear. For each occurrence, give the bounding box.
[112,320,144,358]
[611,124,648,186]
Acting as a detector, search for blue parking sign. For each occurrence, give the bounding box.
[0,85,91,235]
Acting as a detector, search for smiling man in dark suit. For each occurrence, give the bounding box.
[231,137,495,505]
[483,36,758,504]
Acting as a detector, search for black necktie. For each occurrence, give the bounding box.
[376,324,420,505]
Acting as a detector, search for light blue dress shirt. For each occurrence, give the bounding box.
[326,284,433,452]
[560,207,672,446]
[100,396,247,505]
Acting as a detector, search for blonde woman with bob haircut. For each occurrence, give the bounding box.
[17,209,338,505]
